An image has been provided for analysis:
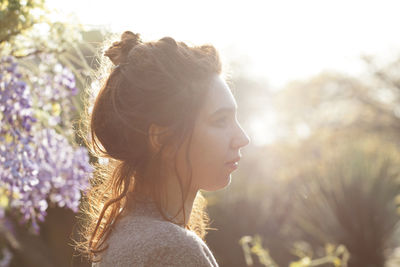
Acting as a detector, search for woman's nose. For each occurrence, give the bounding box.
[233,123,251,149]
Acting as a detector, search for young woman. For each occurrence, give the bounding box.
[75,31,250,266]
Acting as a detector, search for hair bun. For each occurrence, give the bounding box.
[159,36,178,49]
[104,31,142,65]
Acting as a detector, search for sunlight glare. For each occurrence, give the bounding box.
[249,112,279,146]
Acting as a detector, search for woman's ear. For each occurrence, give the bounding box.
[147,123,171,155]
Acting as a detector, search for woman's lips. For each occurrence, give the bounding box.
[225,161,239,171]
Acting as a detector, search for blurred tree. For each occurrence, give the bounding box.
[273,56,400,145]
[0,0,46,44]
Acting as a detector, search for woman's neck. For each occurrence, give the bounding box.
[134,166,198,227]
[162,176,198,227]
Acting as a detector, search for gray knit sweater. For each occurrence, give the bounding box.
[92,200,219,267]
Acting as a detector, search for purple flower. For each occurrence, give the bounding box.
[0,55,92,234]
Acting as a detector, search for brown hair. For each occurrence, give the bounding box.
[74,31,223,262]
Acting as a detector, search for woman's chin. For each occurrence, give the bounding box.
[202,174,232,192]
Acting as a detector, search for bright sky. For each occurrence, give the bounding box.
[47,0,400,89]
[47,0,400,146]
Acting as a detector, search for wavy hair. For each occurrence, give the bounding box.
[73,31,223,262]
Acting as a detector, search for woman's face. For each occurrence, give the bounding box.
[176,74,251,192]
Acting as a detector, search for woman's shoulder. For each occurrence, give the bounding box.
[111,204,200,247]
[117,213,198,246]
[94,207,218,266]
[138,218,218,266]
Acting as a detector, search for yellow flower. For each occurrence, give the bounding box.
[0,187,9,208]
[0,195,8,208]
[52,102,61,116]
[333,258,341,267]
[289,257,311,267]
[5,133,13,143]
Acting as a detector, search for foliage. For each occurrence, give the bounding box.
[0,0,46,44]
[239,235,279,267]
[239,235,350,267]
[289,135,400,266]
[225,133,400,267]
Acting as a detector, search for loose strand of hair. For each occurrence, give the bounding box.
[88,161,133,257]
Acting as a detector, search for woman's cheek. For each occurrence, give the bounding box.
[192,122,229,163]
[203,125,228,148]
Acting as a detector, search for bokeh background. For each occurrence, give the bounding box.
[2,0,400,266]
